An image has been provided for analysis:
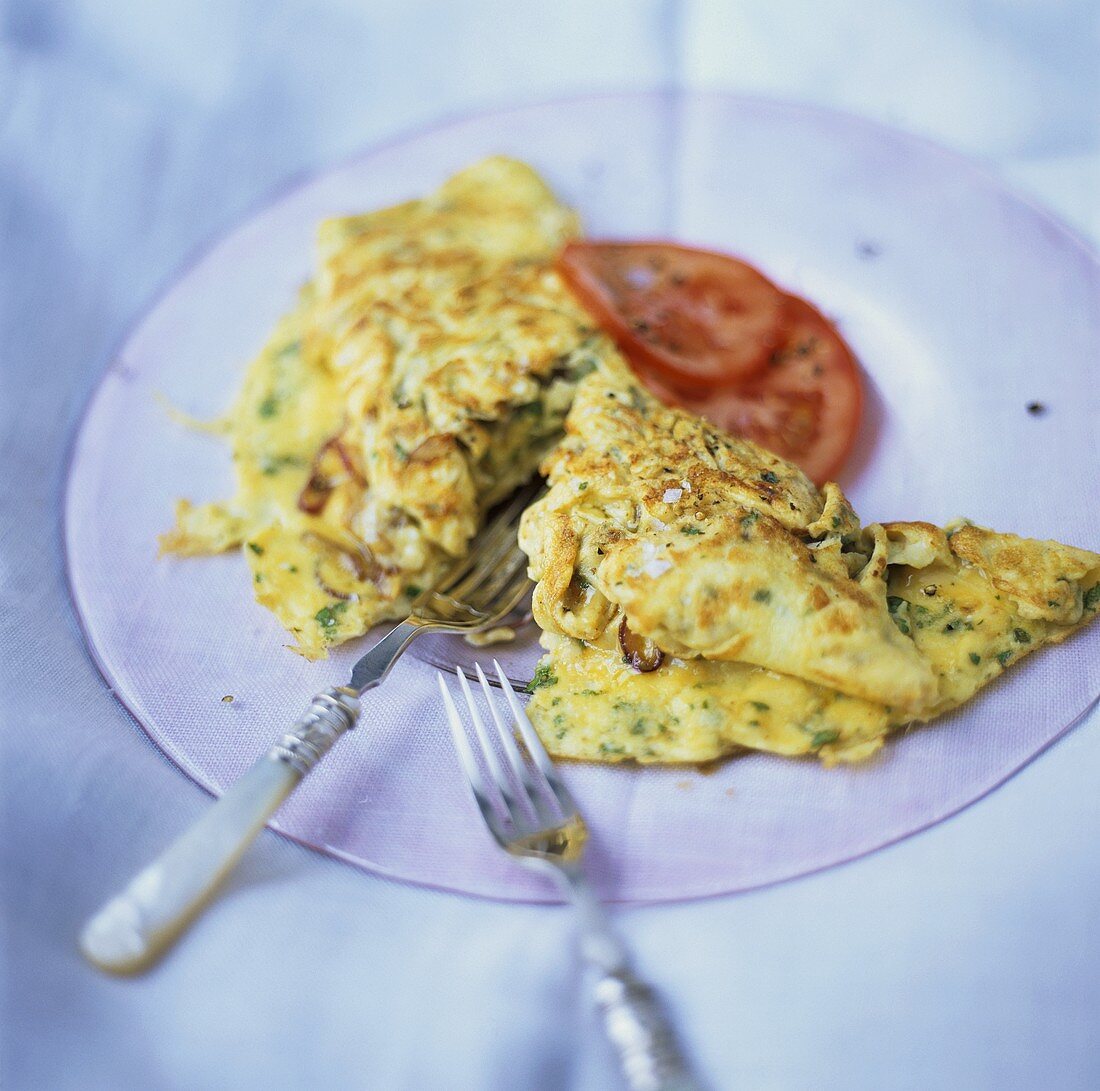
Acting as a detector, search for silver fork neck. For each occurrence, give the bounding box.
[548,862,630,975]
[348,620,425,693]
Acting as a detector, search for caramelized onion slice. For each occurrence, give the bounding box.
[298,474,332,515]
[313,553,357,600]
[296,436,365,515]
[328,437,366,483]
[618,617,664,673]
[303,530,393,596]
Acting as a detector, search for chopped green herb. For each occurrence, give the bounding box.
[288,565,298,574]
[752,588,772,603]
[811,729,840,749]
[1013,627,1032,644]
[254,573,263,584]
[257,454,304,476]
[553,713,566,727]
[630,720,647,735]
[258,396,279,419]
[886,596,911,635]
[404,584,423,598]
[760,470,779,484]
[996,650,1013,667]
[526,663,557,692]
[739,510,760,540]
[579,688,602,697]
[750,701,770,712]
[598,742,626,755]
[578,481,588,491]
[568,355,598,381]
[1084,584,1100,611]
[831,515,841,528]
[969,652,982,665]
[315,602,347,630]
[247,542,264,556]
[681,525,704,535]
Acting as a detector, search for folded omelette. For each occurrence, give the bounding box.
[162,157,625,657]
[163,154,1099,767]
[518,368,1100,765]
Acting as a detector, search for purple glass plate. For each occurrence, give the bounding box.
[65,92,1100,903]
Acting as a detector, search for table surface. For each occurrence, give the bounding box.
[3,2,1099,1088]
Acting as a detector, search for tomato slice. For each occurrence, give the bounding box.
[558,241,788,391]
[637,295,863,484]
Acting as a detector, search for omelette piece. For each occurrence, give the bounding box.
[519,368,937,713]
[882,521,1100,717]
[520,369,1100,765]
[163,158,626,657]
[528,635,893,765]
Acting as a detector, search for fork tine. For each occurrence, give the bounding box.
[440,520,519,597]
[455,668,526,828]
[471,560,535,618]
[437,480,541,596]
[493,660,580,819]
[436,673,509,844]
[474,664,561,828]
[459,546,530,613]
[444,536,525,606]
[496,564,536,610]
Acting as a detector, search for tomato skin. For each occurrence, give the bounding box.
[558,240,788,392]
[638,294,863,484]
[558,239,864,484]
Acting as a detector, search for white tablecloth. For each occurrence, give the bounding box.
[3,3,1098,1087]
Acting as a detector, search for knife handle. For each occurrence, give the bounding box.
[79,688,359,975]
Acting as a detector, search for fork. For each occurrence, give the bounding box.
[439,661,701,1091]
[79,479,544,975]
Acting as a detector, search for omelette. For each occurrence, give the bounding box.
[518,367,1100,765]
[162,157,626,658]
[163,153,1098,768]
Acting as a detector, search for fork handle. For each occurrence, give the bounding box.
[561,872,699,1090]
[593,967,701,1091]
[79,688,359,975]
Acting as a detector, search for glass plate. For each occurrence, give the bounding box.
[65,92,1100,902]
